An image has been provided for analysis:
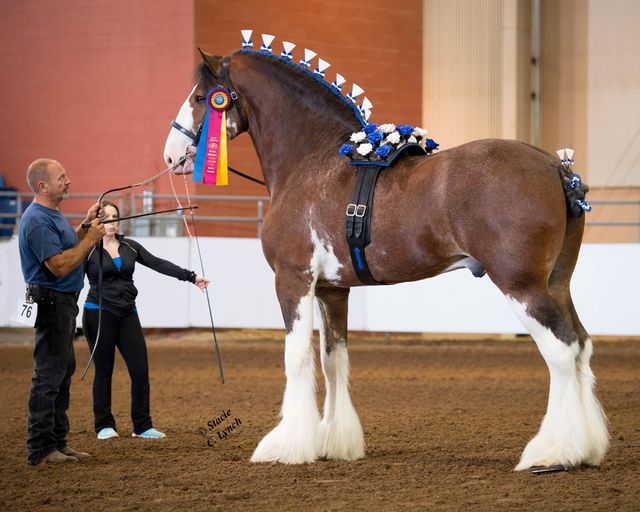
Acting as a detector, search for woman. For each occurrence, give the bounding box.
[82,201,208,440]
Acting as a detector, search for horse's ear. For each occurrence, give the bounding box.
[197,48,222,78]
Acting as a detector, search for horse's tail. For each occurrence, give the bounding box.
[548,162,588,338]
[558,163,590,217]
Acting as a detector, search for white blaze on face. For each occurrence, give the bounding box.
[163,84,197,167]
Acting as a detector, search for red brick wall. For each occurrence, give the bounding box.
[1,0,422,236]
[0,0,194,215]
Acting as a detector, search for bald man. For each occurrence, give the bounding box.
[19,158,105,465]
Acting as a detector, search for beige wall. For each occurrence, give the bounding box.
[587,0,640,188]
[422,0,531,149]
[422,0,640,242]
[539,0,588,172]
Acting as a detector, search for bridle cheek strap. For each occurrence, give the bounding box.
[218,56,248,132]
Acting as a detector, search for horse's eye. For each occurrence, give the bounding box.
[195,95,206,104]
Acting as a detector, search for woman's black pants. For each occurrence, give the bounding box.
[82,309,153,435]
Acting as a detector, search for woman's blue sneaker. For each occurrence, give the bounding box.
[132,428,166,439]
[97,427,119,440]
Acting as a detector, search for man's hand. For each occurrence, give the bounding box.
[83,202,105,224]
[86,218,106,245]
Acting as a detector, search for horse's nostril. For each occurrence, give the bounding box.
[166,156,173,165]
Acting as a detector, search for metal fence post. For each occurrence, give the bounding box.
[257,200,264,238]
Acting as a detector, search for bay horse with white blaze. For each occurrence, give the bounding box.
[163,47,609,471]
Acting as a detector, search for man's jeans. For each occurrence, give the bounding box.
[26,287,78,465]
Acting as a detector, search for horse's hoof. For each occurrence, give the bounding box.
[250,422,321,464]
[528,464,567,474]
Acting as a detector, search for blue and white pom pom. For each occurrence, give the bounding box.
[241,29,253,49]
[313,58,331,78]
[569,173,582,189]
[300,49,317,68]
[346,84,364,104]
[556,148,575,167]
[260,34,275,53]
[281,41,295,60]
[575,199,592,213]
[331,73,346,92]
[358,97,373,117]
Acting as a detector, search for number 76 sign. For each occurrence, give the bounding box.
[12,299,38,327]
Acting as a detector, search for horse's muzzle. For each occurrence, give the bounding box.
[171,147,196,175]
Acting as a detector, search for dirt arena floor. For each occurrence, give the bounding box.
[0,329,638,511]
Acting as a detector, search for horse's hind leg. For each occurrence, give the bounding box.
[251,272,322,464]
[316,286,365,460]
[506,287,609,470]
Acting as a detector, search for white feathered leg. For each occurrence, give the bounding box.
[576,338,609,466]
[509,298,609,470]
[321,342,365,460]
[251,291,322,464]
[317,296,364,461]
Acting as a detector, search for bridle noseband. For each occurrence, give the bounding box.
[170,56,247,146]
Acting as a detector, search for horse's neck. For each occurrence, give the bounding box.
[235,54,360,194]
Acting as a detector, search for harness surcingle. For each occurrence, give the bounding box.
[345,143,428,285]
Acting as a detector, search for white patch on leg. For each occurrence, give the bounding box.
[508,297,609,470]
[576,338,610,466]
[310,228,343,284]
[318,318,336,445]
[317,308,365,461]
[251,291,322,464]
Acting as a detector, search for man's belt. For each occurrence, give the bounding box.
[26,284,79,303]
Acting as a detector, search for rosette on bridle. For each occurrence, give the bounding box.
[192,86,231,186]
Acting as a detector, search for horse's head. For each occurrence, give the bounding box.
[164,50,247,175]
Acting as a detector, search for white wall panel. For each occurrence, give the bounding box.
[2,238,639,336]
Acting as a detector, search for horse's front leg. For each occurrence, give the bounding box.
[251,271,322,464]
[316,286,365,460]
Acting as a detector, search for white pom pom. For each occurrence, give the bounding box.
[379,123,396,134]
[356,143,373,156]
[350,132,366,143]
[386,132,401,144]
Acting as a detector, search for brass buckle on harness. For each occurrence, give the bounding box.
[346,204,357,216]
[355,205,366,217]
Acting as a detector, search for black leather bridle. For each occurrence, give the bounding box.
[170,56,247,146]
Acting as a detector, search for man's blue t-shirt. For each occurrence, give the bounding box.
[19,202,84,292]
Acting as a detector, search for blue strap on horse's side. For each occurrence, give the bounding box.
[345,143,427,285]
